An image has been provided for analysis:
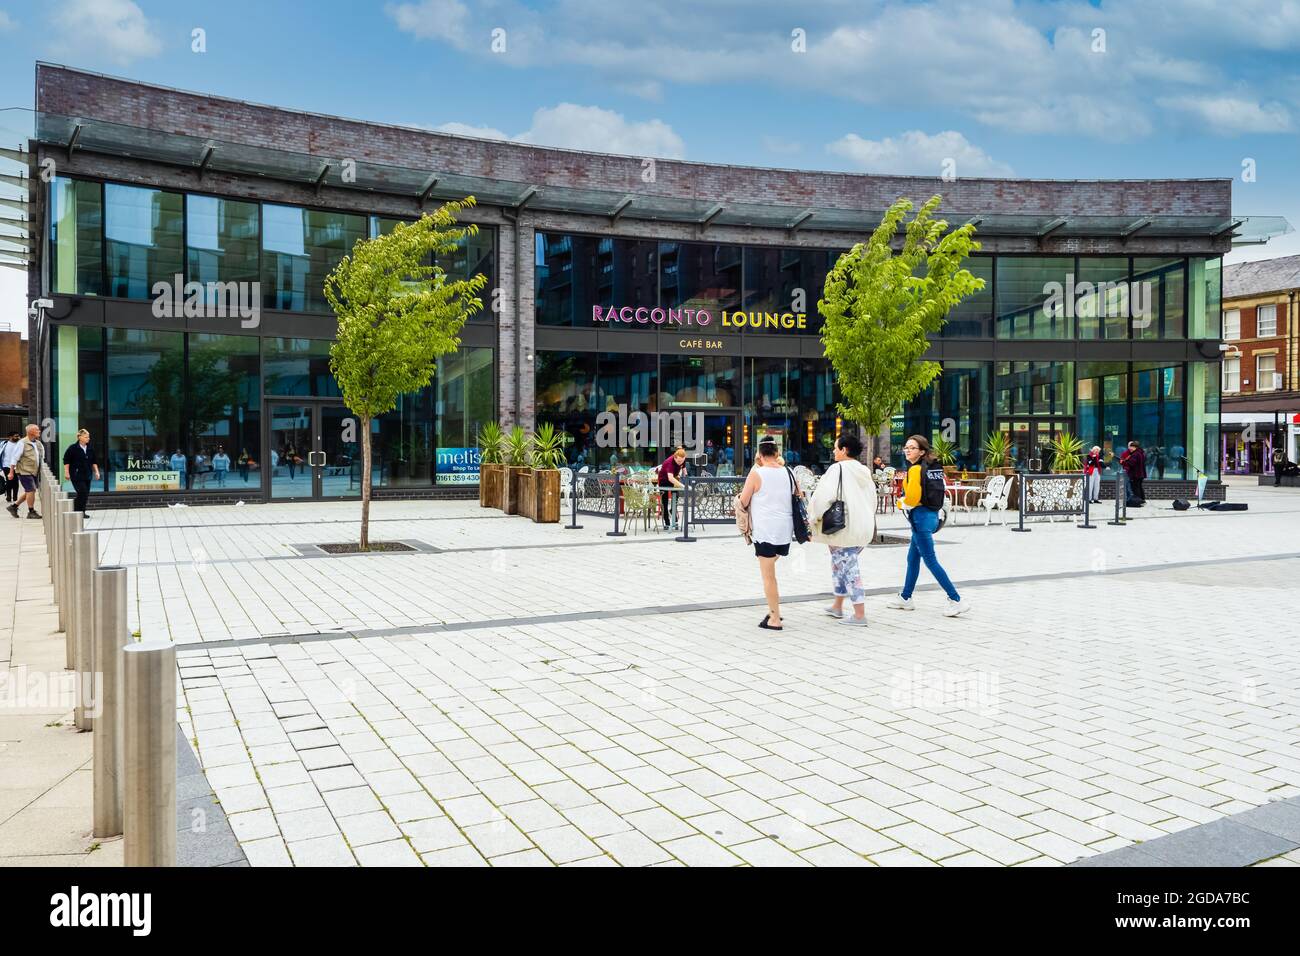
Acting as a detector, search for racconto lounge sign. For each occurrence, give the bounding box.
[591,305,809,330]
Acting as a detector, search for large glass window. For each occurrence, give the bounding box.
[1074,257,1130,340]
[50,177,103,296]
[188,334,260,491]
[943,256,993,338]
[535,234,658,327]
[262,338,340,396]
[106,329,186,493]
[373,218,497,322]
[742,247,837,335]
[262,205,366,312]
[51,325,105,492]
[1132,257,1185,339]
[659,354,738,407]
[105,184,184,299]
[373,387,433,489]
[937,362,992,469]
[996,257,1074,339]
[745,358,838,471]
[187,195,260,292]
[433,347,494,485]
[535,350,601,466]
[659,242,741,320]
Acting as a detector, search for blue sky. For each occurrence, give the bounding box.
[3,0,1300,333]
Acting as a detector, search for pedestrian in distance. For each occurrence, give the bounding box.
[212,447,231,487]
[809,432,877,626]
[738,439,802,631]
[889,434,969,617]
[1084,445,1103,504]
[6,424,45,520]
[0,431,20,503]
[656,446,688,530]
[62,428,100,518]
[1120,440,1147,504]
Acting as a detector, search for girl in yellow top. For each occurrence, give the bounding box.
[889,435,969,617]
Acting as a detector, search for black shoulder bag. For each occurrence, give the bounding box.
[786,466,811,544]
[820,465,847,536]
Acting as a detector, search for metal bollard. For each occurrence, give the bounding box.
[565,467,582,530]
[55,496,73,617]
[73,530,99,731]
[1011,474,1030,532]
[606,474,626,537]
[1108,473,1127,526]
[59,504,78,663]
[675,480,696,542]
[93,565,128,838]
[123,640,177,867]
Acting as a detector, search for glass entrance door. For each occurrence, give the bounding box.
[268,403,362,499]
[998,418,1075,472]
[698,413,738,476]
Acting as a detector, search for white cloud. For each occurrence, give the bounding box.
[48,0,161,65]
[828,130,1013,178]
[0,11,16,31]
[437,104,685,158]
[384,0,472,48]
[1157,95,1293,135]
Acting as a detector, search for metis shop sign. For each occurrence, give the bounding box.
[592,306,808,330]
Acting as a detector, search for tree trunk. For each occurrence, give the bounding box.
[360,415,372,551]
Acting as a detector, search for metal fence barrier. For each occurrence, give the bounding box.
[1011,472,1086,533]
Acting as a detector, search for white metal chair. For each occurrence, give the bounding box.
[977,475,1010,525]
[558,467,573,501]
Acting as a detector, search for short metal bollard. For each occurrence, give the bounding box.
[1011,475,1031,532]
[606,474,626,537]
[123,640,177,867]
[675,481,696,542]
[93,565,128,838]
[1108,473,1127,526]
[60,505,80,665]
[73,530,99,732]
[1077,488,1096,529]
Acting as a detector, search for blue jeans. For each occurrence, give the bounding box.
[902,507,960,601]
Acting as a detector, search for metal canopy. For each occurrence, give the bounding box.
[29,110,1285,242]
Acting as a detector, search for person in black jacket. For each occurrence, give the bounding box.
[63,428,101,517]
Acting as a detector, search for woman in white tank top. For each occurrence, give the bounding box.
[738,440,799,630]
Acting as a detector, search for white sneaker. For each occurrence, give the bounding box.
[886,595,915,610]
[824,605,845,618]
[944,598,970,618]
[838,615,869,627]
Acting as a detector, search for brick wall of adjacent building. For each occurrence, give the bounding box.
[1221,293,1294,396]
[0,330,28,408]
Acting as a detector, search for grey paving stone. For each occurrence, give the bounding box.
[1135,819,1297,868]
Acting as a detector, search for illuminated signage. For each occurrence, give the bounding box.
[593,306,807,331]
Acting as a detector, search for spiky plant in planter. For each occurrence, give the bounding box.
[982,430,1011,472]
[476,422,504,464]
[476,422,506,509]
[530,422,566,470]
[1050,430,1085,473]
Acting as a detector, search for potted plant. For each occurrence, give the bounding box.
[931,435,958,476]
[504,424,533,516]
[981,430,1014,476]
[1049,430,1084,473]
[477,422,505,509]
[529,422,566,523]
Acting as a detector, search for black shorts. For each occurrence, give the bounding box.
[754,541,790,558]
[17,474,36,492]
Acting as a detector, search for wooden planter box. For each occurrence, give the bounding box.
[479,463,505,509]
[532,469,560,523]
[505,465,532,516]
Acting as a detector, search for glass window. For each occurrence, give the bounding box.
[659,354,738,407]
[942,256,993,338]
[51,325,105,492]
[262,338,340,396]
[439,228,496,323]
[598,352,658,416]
[935,362,992,469]
[50,177,103,296]
[105,184,184,299]
[996,257,1074,339]
[744,358,837,471]
[535,234,658,327]
[106,328,186,493]
[1133,257,1185,339]
[1223,309,1240,340]
[1222,356,1239,392]
[1257,304,1277,337]
[535,350,600,465]
[1075,257,1130,340]
[435,347,495,484]
[188,334,260,491]
[374,387,434,489]
[1257,354,1278,390]
[741,247,836,335]
[187,195,260,291]
[261,204,366,312]
[659,242,741,319]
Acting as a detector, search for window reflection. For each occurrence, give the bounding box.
[105,184,184,299]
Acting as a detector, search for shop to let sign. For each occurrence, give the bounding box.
[115,470,181,490]
[435,447,481,485]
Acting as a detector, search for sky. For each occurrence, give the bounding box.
[3,0,1300,337]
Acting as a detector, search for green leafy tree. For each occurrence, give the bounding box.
[819,195,984,460]
[325,198,486,549]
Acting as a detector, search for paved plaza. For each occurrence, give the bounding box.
[8,482,1300,867]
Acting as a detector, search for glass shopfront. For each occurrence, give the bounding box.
[50,330,495,497]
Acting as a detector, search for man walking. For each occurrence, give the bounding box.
[0,430,19,503]
[6,424,45,519]
[63,428,100,517]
